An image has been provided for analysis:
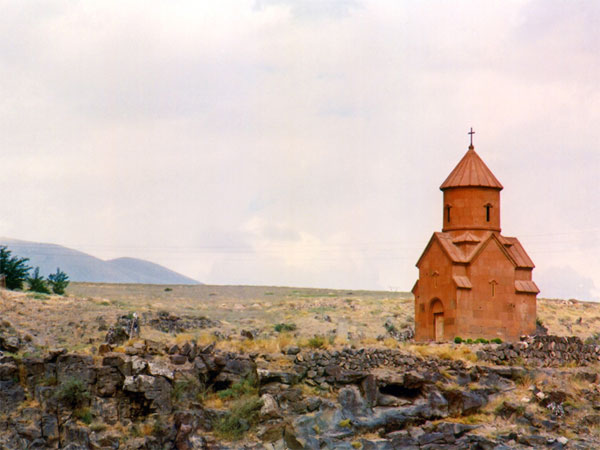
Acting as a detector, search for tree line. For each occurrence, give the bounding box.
[0,246,69,295]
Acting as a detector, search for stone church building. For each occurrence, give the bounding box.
[412,138,538,342]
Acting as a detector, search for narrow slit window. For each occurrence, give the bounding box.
[485,204,492,222]
[446,205,451,223]
[490,280,497,297]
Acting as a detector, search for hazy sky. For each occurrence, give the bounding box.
[1,0,599,299]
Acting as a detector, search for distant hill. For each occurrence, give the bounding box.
[0,238,199,285]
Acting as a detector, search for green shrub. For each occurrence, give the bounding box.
[53,377,90,409]
[308,335,326,349]
[164,287,173,292]
[338,418,352,428]
[43,376,58,386]
[173,376,203,402]
[474,338,489,344]
[536,317,544,327]
[274,323,297,333]
[217,375,258,400]
[491,338,502,344]
[0,246,31,290]
[152,416,169,437]
[466,338,473,344]
[454,337,463,344]
[129,424,142,437]
[89,422,107,432]
[47,268,69,295]
[74,407,92,424]
[213,397,263,440]
[28,267,50,294]
[585,333,600,345]
[494,402,525,418]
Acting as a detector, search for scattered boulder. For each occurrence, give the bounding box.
[0,337,593,449]
[477,335,600,367]
[383,319,414,342]
[147,311,220,334]
[0,335,21,353]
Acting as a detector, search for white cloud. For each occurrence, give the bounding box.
[0,0,598,294]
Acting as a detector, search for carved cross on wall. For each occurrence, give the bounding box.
[431,271,439,288]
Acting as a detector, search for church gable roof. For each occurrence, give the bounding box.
[416,231,535,269]
[435,232,470,263]
[415,232,461,267]
[515,280,540,294]
[452,231,481,244]
[440,146,503,190]
[500,236,535,268]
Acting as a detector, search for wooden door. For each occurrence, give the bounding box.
[434,313,444,342]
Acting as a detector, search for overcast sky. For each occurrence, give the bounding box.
[1,0,599,299]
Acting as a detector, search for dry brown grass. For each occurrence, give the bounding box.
[405,343,478,363]
[536,297,599,339]
[2,282,599,355]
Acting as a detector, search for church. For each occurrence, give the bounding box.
[412,132,538,342]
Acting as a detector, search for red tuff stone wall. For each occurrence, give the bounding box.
[414,241,458,341]
[457,240,523,341]
[442,187,500,232]
[414,237,537,342]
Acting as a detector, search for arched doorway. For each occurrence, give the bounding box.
[430,299,444,342]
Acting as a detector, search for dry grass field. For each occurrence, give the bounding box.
[1,282,598,356]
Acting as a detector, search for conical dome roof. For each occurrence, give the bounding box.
[440,145,503,190]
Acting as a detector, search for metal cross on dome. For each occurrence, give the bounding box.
[468,127,475,147]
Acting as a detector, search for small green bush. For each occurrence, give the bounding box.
[338,418,352,428]
[308,335,326,349]
[454,337,463,344]
[54,377,90,409]
[43,376,58,386]
[0,246,31,290]
[474,338,489,344]
[28,267,50,294]
[89,422,107,432]
[152,416,169,437]
[491,338,502,344]
[164,287,173,292]
[172,376,203,402]
[47,268,69,295]
[274,323,297,333]
[466,338,473,344]
[494,402,525,418]
[217,375,258,400]
[74,407,92,424]
[536,317,544,327]
[213,397,263,440]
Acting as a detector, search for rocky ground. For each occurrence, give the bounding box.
[2,284,600,449]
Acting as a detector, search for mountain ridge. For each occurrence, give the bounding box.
[0,237,199,285]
